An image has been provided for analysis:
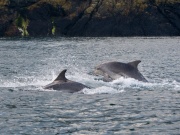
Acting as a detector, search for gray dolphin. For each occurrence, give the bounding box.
[44,69,89,93]
[94,60,148,82]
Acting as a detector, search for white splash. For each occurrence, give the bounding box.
[0,70,180,93]
[82,86,124,94]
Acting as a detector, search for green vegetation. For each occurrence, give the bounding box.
[15,16,29,36]
[52,25,56,35]
[51,19,56,35]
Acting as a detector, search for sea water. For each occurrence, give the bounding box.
[0,37,179,134]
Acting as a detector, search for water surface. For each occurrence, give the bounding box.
[0,37,180,134]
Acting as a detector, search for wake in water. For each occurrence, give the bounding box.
[0,71,180,94]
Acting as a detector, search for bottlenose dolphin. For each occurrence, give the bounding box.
[44,69,89,93]
[94,60,148,82]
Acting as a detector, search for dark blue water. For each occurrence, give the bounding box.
[0,37,180,134]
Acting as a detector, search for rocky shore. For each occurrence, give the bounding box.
[0,0,179,37]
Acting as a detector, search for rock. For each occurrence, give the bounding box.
[0,1,21,37]
[0,0,179,37]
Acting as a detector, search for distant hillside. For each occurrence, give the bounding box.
[0,0,180,37]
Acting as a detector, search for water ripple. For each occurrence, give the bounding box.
[0,37,180,134]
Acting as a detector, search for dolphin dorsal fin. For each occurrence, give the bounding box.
[128,60,141,68]
[54,69,67,81]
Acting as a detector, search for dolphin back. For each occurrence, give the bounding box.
[127,60,148,82]
[54,69,67,81]
[44,69,89,93]
[127,60,141,68]
[44,81,88,93]
[94,60,148,82]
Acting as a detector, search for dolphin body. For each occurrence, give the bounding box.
[44,69,89,93]
[94,60,148,82]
